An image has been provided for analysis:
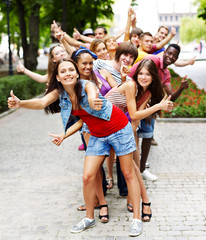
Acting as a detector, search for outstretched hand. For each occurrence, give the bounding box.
[54,30,65,42]
[73,28,81,40]
[16,61,25,73]
[159,95,174,112]
[7,90,20,109]
[49,133,65,146]
[51,20,59,31]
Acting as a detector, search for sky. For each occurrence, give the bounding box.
[112,0,197,36]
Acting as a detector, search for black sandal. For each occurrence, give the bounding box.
[127,203,133,212]
[99,204,109,223]
[142,202,152,222]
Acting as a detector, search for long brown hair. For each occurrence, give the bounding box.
[90,39,107,53]
[44,59,82,114]
[47,45,62,80]
[133,59,164,118]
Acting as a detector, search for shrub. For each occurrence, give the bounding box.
[0,72,46,113]
[163,69,206,118]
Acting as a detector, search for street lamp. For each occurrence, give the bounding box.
[5,0,13,75]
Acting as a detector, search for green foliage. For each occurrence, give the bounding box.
[194,0,206,21]
[0,72,46,113]
[0,0,115,49]
[179,16,206,43]
[163,69,206,118]
[131,0,138,7]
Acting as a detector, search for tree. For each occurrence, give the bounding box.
[179,16,206,43]
[194,0,206,21]
[0,0,114,71]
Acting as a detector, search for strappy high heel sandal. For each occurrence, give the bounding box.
[99,204,109,223]
[142,202,152,222]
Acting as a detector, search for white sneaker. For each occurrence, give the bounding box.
[71,218,95,233]
[142,169,158,182]
[129,219,143,236]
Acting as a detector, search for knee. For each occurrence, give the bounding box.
[83,173,95,186]
[121,169,134,183]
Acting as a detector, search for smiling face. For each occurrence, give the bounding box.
[130,34,140,47]
[56,61,79,87]
[118,53,135,66]
[137,67,152,90]
[51,46,68,62]
[95,42,108,60]
[163,46,179,67]
[76,53,93,80]
[105,37,118,51]
[157,27,169,42]
[95,28,106,39]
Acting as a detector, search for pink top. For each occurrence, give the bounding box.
[129,55,171,86]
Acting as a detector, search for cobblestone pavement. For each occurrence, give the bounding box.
[0,109,206,240]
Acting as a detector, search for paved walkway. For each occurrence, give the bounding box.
[0,108,206,240]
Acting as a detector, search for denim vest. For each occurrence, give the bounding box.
[59,80,113,132]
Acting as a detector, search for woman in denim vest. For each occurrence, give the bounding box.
[8,59,143,237]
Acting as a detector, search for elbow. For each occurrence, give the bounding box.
[130,114,139,121]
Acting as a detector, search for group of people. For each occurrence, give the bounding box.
[9,6,195,237]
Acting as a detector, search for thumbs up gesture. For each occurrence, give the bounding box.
[159,95,174,112]
[7,90,20,109]
[91,89,103,111]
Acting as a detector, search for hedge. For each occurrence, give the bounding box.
[163,68,206,118]
[0,72,46,113]
[0,69,205,117]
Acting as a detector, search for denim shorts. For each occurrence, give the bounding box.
[137,118,155,138]
[85,122,136,156]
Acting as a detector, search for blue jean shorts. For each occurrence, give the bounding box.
[85,122,136,156]
[137,118,155,138]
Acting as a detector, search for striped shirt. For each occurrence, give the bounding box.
[93,59,122,84]
[106,86,127,113]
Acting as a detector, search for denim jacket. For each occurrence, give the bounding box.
[59,80,113,132]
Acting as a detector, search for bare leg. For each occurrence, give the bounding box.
[119,153,141,219]
[83,155,105,219]
[140,138,152,173]
[106,148,115,189]
[131,120,140,168]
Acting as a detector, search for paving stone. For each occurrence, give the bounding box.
[0,109,206,239]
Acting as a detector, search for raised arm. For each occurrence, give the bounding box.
[174,56,196,67]
[7,89,59,110]
[16,61,48,83]
[73,28,94,44]
[124,7,133,42]
[54,26,88,48]
[155,27,176,50]
[163,75,188,102]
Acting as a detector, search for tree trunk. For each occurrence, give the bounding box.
[62,0,67,32]
[16,0,40,70]
[27,4,40,70]
[16,0,29,65]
